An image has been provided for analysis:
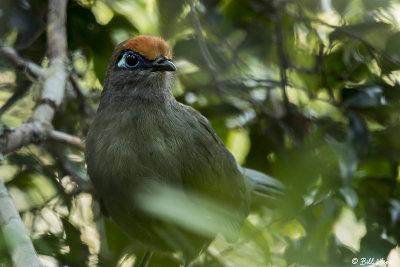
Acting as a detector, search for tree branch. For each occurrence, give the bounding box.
[0,0,69,155]
[274,13,290,111]
[0,122,44,154]
[0,177,42,267]
[0,44,84,154]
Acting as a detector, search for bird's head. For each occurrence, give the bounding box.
[102,36,176,103]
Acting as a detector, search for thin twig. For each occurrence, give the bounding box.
[137,250,154,267]
[0,41,45,78]
[0,83,16,90]
[188,0,217,72]
[189,0,237,109]
[69,73,87,99]
[274,13,290,111]
[206,246,234,267]
[48,130,85,151]
[69,73,93,117]
[0,177,42,267]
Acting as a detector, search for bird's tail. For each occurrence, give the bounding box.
[240,167,285,202]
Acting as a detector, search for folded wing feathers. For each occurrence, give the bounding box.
[239,165,285,199]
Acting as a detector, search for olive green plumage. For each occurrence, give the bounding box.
[86,36,250,261]
[86,36,283,263]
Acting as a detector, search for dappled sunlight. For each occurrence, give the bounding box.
[1,0,400,266]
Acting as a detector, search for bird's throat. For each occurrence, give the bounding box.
[99,79,174,112]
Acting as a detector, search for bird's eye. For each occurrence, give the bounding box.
[117,51,142,69]
[125,54,139,67]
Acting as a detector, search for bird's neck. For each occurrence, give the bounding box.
[98,75,175,113]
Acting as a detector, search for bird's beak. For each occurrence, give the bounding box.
[151,55,177,72]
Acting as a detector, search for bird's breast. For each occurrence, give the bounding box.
[86,108,183,192]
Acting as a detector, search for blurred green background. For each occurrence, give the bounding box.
[2,0,400,266]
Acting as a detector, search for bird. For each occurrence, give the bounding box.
[85,35,284,266]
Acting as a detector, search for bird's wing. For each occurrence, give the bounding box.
[239,165,285,200]
[174,103,250,240]
[175,103,285,206]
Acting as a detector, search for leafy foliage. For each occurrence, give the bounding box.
[2,0,400,266]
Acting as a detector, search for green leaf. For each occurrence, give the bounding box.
[60,218,90,267]
[331,0,350,14]
[333,207,366,252]
[221,0,258,27]
[382,32,400,72]
[329,21,391,43]
[33,233,63,256]
[340,186,358,208]
[357,158,393,179]
[342,86,385,108]
[325,135,358,182]
[0,73,31,116]
[157,0,187,38]
[347,111,369,158]
[67,1,115,82]
[242,219,271,263]
[362,0,391,10]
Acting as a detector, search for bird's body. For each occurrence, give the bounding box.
[86,36,251,261]
[86,89,249,256]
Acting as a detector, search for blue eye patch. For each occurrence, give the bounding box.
[117,51,146,69]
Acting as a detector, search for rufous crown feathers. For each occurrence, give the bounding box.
[112,36,173,63]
